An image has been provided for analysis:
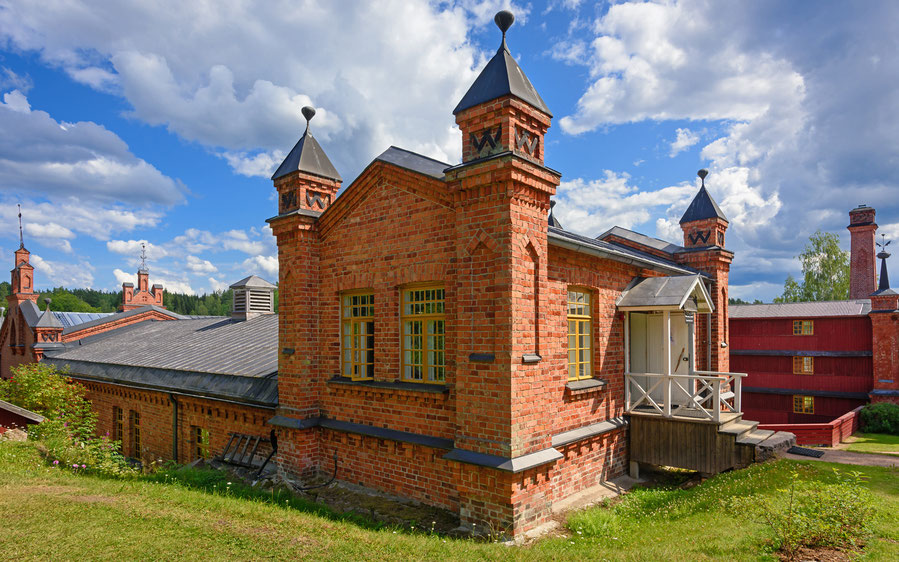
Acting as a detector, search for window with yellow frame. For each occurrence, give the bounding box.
[401,286,445,383]
[792,320,813,335]
[341,292,375,380]
[567,288,592,381]
[793,395,814,414]
[792,356,814,374]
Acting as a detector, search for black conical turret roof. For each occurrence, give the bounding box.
[272,108,341,182]
[453,13,551,117]
[679,171,728,225]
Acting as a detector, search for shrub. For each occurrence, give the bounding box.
[732,468,874,559]
[859,402,899,435]
[0,362,135,477]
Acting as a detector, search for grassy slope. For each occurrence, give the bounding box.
[0,441,897,561]
[845,433,899,456]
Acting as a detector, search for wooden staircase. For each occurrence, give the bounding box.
[629,410,796,474]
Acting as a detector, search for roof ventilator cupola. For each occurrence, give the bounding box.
[230,275,277,321]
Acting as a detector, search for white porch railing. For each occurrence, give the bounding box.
[625,371,746,423]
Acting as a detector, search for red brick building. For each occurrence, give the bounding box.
[731,205,899,428]
[265,12,773,537]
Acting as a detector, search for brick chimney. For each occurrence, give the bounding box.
[848,205,877,299]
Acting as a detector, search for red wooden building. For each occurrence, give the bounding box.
[730,205,899,425]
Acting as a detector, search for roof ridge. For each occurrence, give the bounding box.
[383,145,450,166]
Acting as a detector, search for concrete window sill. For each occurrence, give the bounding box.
[565,378,607,395]
[327,377,450,394]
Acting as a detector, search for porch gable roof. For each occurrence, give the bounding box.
[616,274,714,313]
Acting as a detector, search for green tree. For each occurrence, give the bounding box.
[775,231,850,303]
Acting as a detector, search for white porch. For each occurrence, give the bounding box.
[619,275,746,423]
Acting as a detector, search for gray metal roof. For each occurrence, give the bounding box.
[617,274,714,312]
[375,146,449,180]
[230,275,277,290]
[44,314,278,406]
[599,226,683,255]
[548,227,703,277]
[53,311,115,329]
[0,398,45,424]
[61,305,183,335]
[18,299,40,327]
[680,186,728,224]
[271,130,341,182]
[453,41,550,116]
[730,300,872,318]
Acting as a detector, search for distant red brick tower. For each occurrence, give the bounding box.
[675,170,732,372]
[120,244,165,311]
[848,205,877,299]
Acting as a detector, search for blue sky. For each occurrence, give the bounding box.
[1,0,897,301]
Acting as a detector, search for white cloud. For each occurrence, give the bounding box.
[106,239,168,260]
[25,222,74,240]
[185,255,217,275]
[31,254,94,288]
[208,277,230,293]
[242,255,279,279]
[669,127,699,157]
[0,90,184,205]
[0,1,530,178]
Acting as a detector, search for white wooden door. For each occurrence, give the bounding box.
[669,313,694,405]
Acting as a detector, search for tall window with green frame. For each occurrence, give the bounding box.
[402,286,445,383]
[342,292,374,380]
[567,289,592,380]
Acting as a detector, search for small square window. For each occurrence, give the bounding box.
[792,320,813,335]
[793,395,814,414]
[792,356,814,374]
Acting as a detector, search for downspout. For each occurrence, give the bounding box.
[707,313,712,371]
[169,393,179,462]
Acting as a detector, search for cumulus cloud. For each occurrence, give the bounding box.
[242,255,279,279]
[0,0,529,179]
[185,255,217,275]
[0,90,184,205]
[669,127,699,157]
[31,254,95,288]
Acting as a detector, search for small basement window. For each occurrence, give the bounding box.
[792,320,813,335]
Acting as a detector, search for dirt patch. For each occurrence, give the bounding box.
[780,546,857,561]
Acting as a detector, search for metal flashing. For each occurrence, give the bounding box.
[442,447,563,473]
[327,377,450,394]
[551,416,628,448]
[469,353,495,363]
[522,353,542,364]
[265,208,322,224]
[443,150,563,177]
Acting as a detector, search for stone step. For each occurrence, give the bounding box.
[736,429,775,446]
[755,431,797,462]
[718,419,758,436]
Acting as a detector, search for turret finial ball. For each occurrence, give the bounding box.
[301,106,316,123]
[495,10,514,33]
[697,169,709,180]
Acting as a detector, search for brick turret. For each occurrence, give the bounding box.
[848,205,877,299]
[676,170,732,372]
[120,246,164,311]
[271,106,342,216]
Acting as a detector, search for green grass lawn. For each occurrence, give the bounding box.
[1,440,898,561]
[845,433,899,456]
